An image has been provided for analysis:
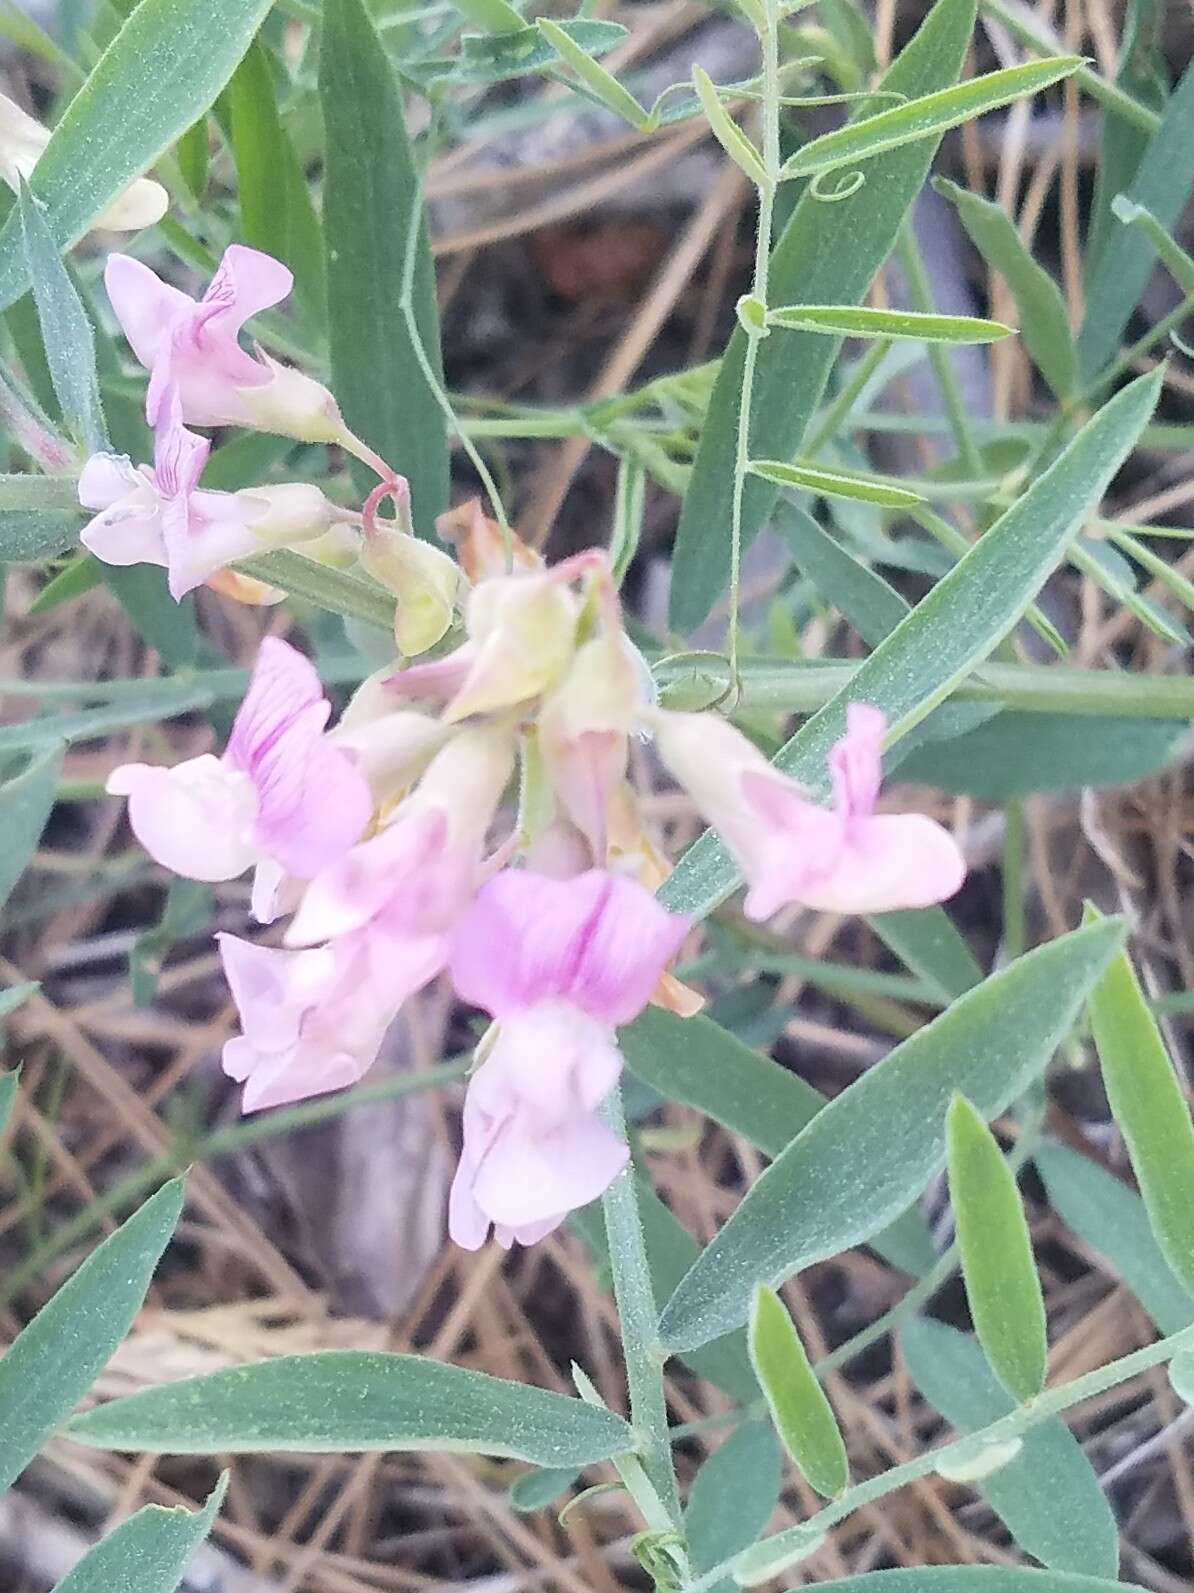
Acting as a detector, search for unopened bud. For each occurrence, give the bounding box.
[0,92,167,232]
[236,352,346,445]
[360,526,461,657]
[236,482,353,548]
[444,573,578,723]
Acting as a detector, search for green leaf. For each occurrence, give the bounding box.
[748,458,924,507]
[693,67,766,185]
[621,1007,936,1277]
[0,0,276,312]
[448,0,525,32]
[767,1573,1130,1593]
[100,565,200,670]
[1111,195,1194,293]
[1169,1349,1194,1403]
[901,1319,1119,1578]
[537,18,649,130]
[766,304,1012,343]
[657,919,1126,1353]
[509,1465,581,1513]
[670,0,978,631]
[1084,0,1167,280]
[66,1352,635,1465]
[239,549,395,632]
[1079,57,1194,379]
[228,41,325,324]
[934,178,1078,399]
[686,1421,782,1593]
[780,59,1081,180]
[28,552,105,616]
[0,1180,183,1494]
[51,1474,226,1593]
[321,0,449,536]
[946,1095,1047,1402]
[662,368,1163,922]
[17,182,107,453]
[0,982,37,1022]
[0,475,81,512]
[1035,1141,1194,1335]
[1086,913,1194,1297]
[869,908,983,1003]
[899,710,1185,798]
[774,503,907,646]
[130,879,212,1007]
[749,1286,847,1497]
[0,741,62,916]
[0,1067,17,1135]
[428,21,627,85]
[0,510,82,562]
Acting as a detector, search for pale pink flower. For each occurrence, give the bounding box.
[217,931,441,1113]
[105,245,344,442]
[107,637,371,904]
[447,869,690,1249]
[653,702,966,920]
[80,392,261,599]
[285,723,515,950]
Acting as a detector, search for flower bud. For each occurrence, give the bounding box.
[236,482,354,548]
[538,630,639,858]
[235,352,347,445]
[443,572,578,723]
[0,93,167,232]
[436,496,541,582]
[360,526,461,657]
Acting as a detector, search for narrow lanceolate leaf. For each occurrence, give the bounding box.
[1086,911,1194,1297]
[748,458,924,508]
[0,742,63,916]
[51,1475,226,1593]
[946,1095,1047,1403]
[66,1352,634,1466]
[901,1320,1120,1579]
[0,510,81,562]
[1080,57,1194,379]
[0,1180,183,1494]
[0,984,38,1021]
[780,58,1081,180]
[0,0,276,312]
[1035,1141,1194,1336]
[657,919,1126,1353]
[0,1069,17,1136]
[17,184,107,453]
[671,0,977,631]
[661,367,1162,922]
[537,18,650,131]
[766,1572,1128,1593]
[621,1007,937,1278]
[749,1287,848,1498]
[321,0,449,536]
[692,67,766,185]
[686,1421,782,1593]
[934,178,1078,399]
[765,304,1012,343]
[239,549,396,632]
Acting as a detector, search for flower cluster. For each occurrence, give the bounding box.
[86,241,965,1249]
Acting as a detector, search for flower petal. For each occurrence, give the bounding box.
[829,701,885,822]
[285,809,449,946]
[107,756,259,881]
[80,503,166,570]
[200,244,294,334]
[450,869,689,1025]
[794,813,967,914]
[470,1106,627,1229]
[78,452,145,510]
[104,253,194,371]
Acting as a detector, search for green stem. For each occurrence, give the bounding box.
[600,1086,683,1528]
[689,1315,1194,1591]
[728,0,781,684]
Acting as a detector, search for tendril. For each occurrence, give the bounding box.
[810,166,865,202]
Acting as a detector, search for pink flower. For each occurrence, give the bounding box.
[105,245,344,442]
[217,931,441,1113]
[80,392,261,599]
[107,637,371,907]
[653,702,966,920]
[446,869,690,1249]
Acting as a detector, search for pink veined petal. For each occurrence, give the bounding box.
[198,244,294,337]
[285,809,448,946]
[469,1105,627,1229]
[229,1037,367,1114]
[162,493,266,600]
[471,1005,622,1128]
[736,769,845,921]
[226,636,325,772]
[152,388,210,499]
[384,646,476,701]
[78,452,146,510]
[104,254,194,371]
[217,932,332,1050]
[250,701,373,878]
[450,869,687,1023]
[793,812,967,914]
[107,757,260,881]
[80,502,166,570]
[829,701,886,824]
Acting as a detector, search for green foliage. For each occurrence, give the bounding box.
[902,1320,1118,1578]
[51,1476,227,1593]
[749,1286,848,1497]
[0,1180,183,1493]
[658,920,1126,1352]
[946,1096,1047,1403]
[67,1352,636,1465]
[686,1421,782,1593]
[0,741,63,914]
